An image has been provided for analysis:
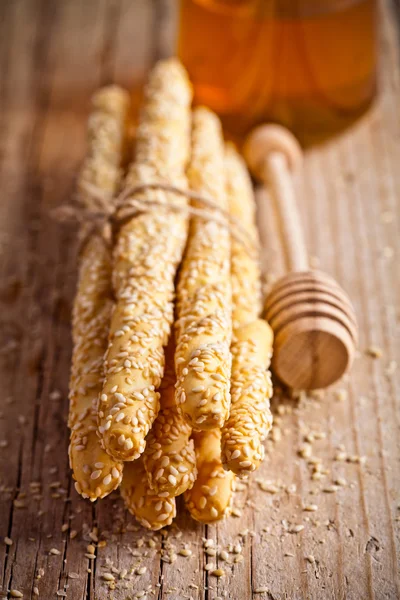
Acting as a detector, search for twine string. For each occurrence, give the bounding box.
[53,181,259,258]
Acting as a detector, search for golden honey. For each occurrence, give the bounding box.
[178,0,377,143]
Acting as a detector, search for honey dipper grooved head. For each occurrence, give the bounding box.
[264,271,357,390]
[243,124,303,180]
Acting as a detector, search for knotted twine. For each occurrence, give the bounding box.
[54,181,260,260]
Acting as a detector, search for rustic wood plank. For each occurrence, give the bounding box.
[0,1,399,599]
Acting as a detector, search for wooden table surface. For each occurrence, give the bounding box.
[0,1,399,599]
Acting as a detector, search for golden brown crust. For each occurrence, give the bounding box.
[69,86,129,501]
[184,429,235,523]
[175,108,232,430]
[120,458,176,531]
[221,144,273,477]
[98,59,192,461]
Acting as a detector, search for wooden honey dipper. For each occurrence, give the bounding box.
[244,125,358,390]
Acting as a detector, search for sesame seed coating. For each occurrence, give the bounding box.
[120,457,176,531]
[68,86,129,501]
[98,59,192,461]
[221,145,273,478]
[184,429,235,523]
[143,339,197,496]
[175,108,232,430]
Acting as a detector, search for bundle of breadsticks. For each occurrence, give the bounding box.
[68,58,273,530]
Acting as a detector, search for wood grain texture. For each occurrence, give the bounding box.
[0,1,399,599]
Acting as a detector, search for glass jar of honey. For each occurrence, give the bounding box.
[177,0,377,143]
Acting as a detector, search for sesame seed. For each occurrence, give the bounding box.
[289,525,304,533]
[211,568,225,577]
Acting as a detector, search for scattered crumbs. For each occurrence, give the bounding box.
[235,481,247,492]
[179,547,192,557]
[365,346,382,359]
[33,587,39,596]
[289,525,304,534]
[334,451,347,462]
[4,536,13,546]
[50,390,62,401]
[233,543,242,554]
[10,591,24,598]
[136,567,147,575]
[270,426,282,443]
[254,586,269,593]
[234,554,244,563]
[334,388,348,402]
[284,552,295,557]
[49,548,61,555]
[305,555,316,564]
[231,507,242,517]
[219,550,229,561]
[298,443,312,459]
[303,504,318,512]
[68,573,79,579]
[323,485,339,493]
[102,573,115,582]
[257,480,280,494]
[385,360,397,376]
[347,455,367,465]
[69,530,78,539]
[61,524,69,533]
[56,591,67,597]
[204,563,215,571]
[334,477,347,487]
[211,568,225,577]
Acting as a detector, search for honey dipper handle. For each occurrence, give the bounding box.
[244,124,308,272]
[263,151,309,272]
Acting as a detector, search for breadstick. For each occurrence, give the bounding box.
[184,429,235,523]
[121,458,176,531]
[69,86,129,501]
[221,144,273,477]
[175,107,232,430]
[143,341,197,496]
[98,59,192,461]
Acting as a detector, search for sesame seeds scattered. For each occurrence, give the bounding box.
[211,568,225,577]
[365,345,383,358]
[289,525,305,534]
[306,555,316,564]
